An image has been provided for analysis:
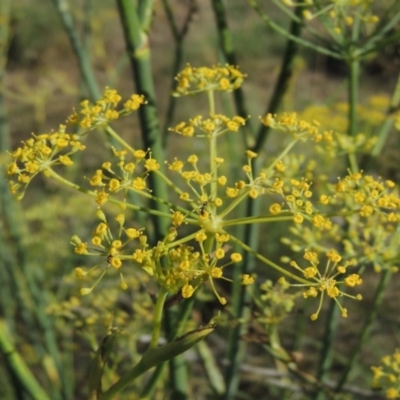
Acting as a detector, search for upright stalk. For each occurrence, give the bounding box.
[51,0,101,100]
[116,0,169,240]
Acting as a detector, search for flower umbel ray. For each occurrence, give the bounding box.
[283,250,362,320]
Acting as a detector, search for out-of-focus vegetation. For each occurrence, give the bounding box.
[1,0,400,399]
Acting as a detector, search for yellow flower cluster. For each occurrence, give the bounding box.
[371,349,400,399]
[261,112,333,142]
[257,280,298,325]
[71,209,145,294]
[7,88,146,200]
[173,64,246,96]
[268,177,334,230]
[8,124,86,199]
[334,172,400,221]
[88,148,156,205]
[170,114,246,138]
[131,233,248,304]
[282,0,380,34]
[284,250,362,320]
[69,88,146,130]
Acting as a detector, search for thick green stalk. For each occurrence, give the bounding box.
[51,0,100,100]
[116,0,169,239]
[150,289,169,348]
[335,269,392,392]
[0,321,51,400]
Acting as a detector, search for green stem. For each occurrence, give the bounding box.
[101,316,212,400]
[211,0,255,144]
[372,68,400,158]
[229,234,309,284]
[248,0,341,60]
[116,0,169,240]
[347,58,359,138]
[45,168,172,219]
[162,0,196,144]
[0,320,51,400]
[312,300,340,400]
[150,288,169,348]
[253,7,303,151]
[105,125,136,153]
[335,269,392,391]
[141,296,196,399]
[51,0,100,100]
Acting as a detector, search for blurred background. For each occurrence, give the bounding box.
[1,0,400,399]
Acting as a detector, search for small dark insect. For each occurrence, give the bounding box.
[107,254,113,264]
[199,201,208,216]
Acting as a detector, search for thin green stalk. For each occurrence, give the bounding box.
[229,234,309,284]
[141,296,196,399]
[197,340,225,395]
[51,0,101,100]
[347,60,359,138]
[312,300,340,400]
[211,0,255,144]
[254,6,303,152]
[248,0,341,60]
[116,0,170,239]
[335,269,392,392]
[360,2,400,57]
[0,321,51,400]
[0,0,14,329]
[223,196,260,400]
[369,68,400,159]
[346,57,360,172]
[162,0,196,144]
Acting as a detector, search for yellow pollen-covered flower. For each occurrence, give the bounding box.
[95,191,109,205]
[145,158,160,171]
[75,267,86,278]
[133,150,146,159]
[231,253,242,262]
[172,211,185,227]
[226,187,239,198]
[242,274,254,285]
[211,267,223,278]
[195,231,207,242]
[109,178,121,192]
[182,284,194,298]
[124,94,146,111]
[303,267,318,278]
[75,242,88,255]
[269,203,282,214]
[109,257,122,269]
[132,177,146,190]
[214,249,225,259]
[344,274,362,287]
[293,213,304,224]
